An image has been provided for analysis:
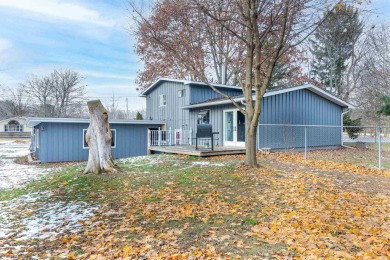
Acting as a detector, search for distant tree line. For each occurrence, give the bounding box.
[0,69,145,120]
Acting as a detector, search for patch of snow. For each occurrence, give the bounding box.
[0,193,98,241]
[192,161,225,166]
[0,159,53,189]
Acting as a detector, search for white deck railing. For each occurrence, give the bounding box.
[148,128,193,146]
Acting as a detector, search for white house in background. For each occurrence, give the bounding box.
[0,117,32,137]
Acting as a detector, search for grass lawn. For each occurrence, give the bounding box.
[306,146,390,169]
[1,153,390,259]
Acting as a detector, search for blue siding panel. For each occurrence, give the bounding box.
[258,89,343,149]
[34,122,162,163]
[190,85,243,104]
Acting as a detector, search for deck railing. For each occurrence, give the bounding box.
[148,128,193,146]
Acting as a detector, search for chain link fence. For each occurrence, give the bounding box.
[258,124,390,170]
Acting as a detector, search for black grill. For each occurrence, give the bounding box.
[196,124,218,150]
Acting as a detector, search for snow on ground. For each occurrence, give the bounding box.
[191,161,226,167]
[0,139,54,190]
[0,193,98,241]
[0,139,99,256]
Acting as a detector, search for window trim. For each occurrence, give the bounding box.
[35,129,40,149]
[159,94,166,107]
[83,129,116,149]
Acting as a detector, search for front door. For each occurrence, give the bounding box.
[223,109,245,147]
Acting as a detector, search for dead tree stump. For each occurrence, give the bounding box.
[84,100,117,174]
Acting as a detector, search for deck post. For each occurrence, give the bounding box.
[180,127,182,145]
[189,128,192,145]
[147,129,151,147]
[169,127,172,145]
[158,127,161,146]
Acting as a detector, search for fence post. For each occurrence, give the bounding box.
[158,127,161,146]
[378,126,382,170]
[304,127,307,160]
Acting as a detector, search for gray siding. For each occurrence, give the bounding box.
[188,89,343,149]
[258,89,342,149]
[189,84,243,104]
[145,81,190,130]
[34,122,162,163]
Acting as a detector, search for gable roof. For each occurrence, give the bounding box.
[139,78,242,97]
[0,117,27,124]
[181,84,354,109]
[26,117,164,127]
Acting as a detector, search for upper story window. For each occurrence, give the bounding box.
[178,89,185,98]
[159,94,166,106]
[4,120,23,132]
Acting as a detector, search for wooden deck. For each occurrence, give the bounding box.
[148,145,246,157]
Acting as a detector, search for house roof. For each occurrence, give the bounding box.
[139,78,242,97]
[0,116,27,123]
[26,117,164,127]
[181,84,355,109]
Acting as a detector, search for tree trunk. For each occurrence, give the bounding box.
[245,121,258,168]
[84,100,117,174]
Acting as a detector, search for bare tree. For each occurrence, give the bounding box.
[0,85,31,117]
[51,69,86,117]
[350,25,390,121]
[23,75,55,117]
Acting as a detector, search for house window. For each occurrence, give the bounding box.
[159,94,166,106]
[83,129,116,149]
[178,89,185,98]
[4,120,23,132]
[197,110,210,124]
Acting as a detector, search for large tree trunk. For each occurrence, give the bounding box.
[84,100,117,174]
[245,124,258,168]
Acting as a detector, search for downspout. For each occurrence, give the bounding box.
[341,109,355,149]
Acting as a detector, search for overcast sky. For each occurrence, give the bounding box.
[0,0,388,111]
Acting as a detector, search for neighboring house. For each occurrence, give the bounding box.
[27,118,163,163]
[0,117,32,137]
[140,78,353,149]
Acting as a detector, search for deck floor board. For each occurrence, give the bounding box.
[149,146,246,157]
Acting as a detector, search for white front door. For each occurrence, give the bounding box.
[223,109,245,147]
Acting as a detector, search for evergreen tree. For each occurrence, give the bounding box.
[378,96,390,116]
[310,3,362,99]
[136,111,143,120]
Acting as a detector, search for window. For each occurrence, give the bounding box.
[4,120,23,132]
[178,89,185,98]
[83,129,116,149]
[197,110,210,124]
[159,94,166,106]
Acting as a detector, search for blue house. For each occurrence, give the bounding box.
[27,118,163,163]
[141,78,353,150]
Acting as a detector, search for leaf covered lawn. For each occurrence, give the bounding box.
[1,153,390,259]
